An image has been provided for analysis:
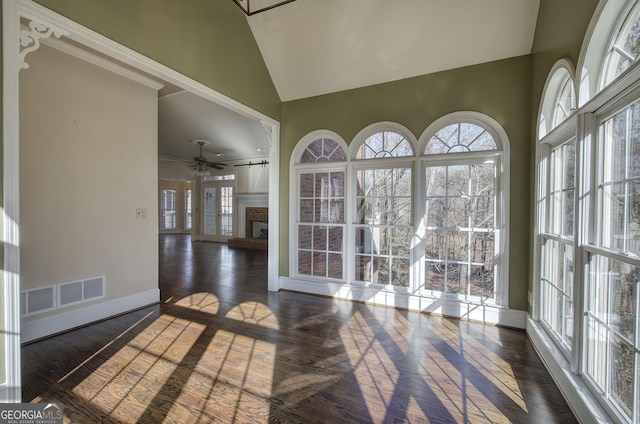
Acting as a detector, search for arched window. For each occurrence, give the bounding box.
[579,0,640,105]
[289,119,508,321]
[602,1,640,87]
[351,123,416,287]
[291,131,348,280]
[300,137,347,163]
[538,60,576,138]
[419,113,508,303]
[425,122,497,154]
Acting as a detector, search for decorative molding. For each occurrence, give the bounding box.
[42,36,165,91]
[261,121,274,146]
[19,19,67,70]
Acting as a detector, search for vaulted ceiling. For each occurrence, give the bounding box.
[247,0,540,101]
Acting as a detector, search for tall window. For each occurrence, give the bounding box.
[422,122,502,299]
[220,186,233,236]
[290,120,508,314]
[583,101,640,422]
[294,136,347,280]
[185,188,192,230]
[353,131,413,286]
[539,137,576,354]
[534,3,640,422]
[161,189,177,230]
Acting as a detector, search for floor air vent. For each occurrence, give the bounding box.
[21,276,105,316]
[59,276,105,307]
[21,286,56,316]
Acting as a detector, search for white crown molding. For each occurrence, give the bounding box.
[39,34,165,91]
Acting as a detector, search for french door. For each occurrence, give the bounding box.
[202,184,234,242]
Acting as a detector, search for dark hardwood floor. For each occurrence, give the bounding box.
[22,234,577,423]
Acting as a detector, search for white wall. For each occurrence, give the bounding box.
[19,44,159,327]
[236,162,269,194]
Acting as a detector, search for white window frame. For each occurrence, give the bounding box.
[531,2,640,422]
[417,112,510,307]
[287,118,512,321]
[290,130,349,283]
[349,122,417,291]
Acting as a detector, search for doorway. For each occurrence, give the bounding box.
[202,182,235,242]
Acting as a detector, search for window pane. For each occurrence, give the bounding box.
[161,189,177,230]
[584,253,639,422]
[298,225,312,249]
[300,138,346,163]
[425,123,497,155]
[599,102,640,256]
[298,251,311,275]
[356,131,414,159]
[353,166,412,286]
[297,169,345,279]
[424,164,497,298]
[602,2,640,88]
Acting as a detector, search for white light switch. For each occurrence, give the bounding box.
[136,208,147,219]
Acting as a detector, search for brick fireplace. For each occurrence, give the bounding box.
[228,202,268,250]
[245,207,268,238]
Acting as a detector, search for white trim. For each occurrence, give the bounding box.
[266,122,280,292]
[2,0,22,404]
[350,121,418,159]
[537,59,576,140]
[290,129,348,165]
[281,277,527,328]
[21,289,160,344]
[41,35,165,91]
[527,317,612,423]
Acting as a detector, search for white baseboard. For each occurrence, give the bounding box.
[280,277,527,328]
[526,317,611,423]
[21,288,159,343]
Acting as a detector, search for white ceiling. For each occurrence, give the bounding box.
[248,0,541,101]
[158,90,271,164]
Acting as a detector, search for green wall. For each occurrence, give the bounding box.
[528,0,600,308]
[33,0,281,120]
[281,56,532,311]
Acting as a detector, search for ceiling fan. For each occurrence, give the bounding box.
[190,140,227,175]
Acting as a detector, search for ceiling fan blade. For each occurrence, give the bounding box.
[159,155,192,163]
[206,161,227,168]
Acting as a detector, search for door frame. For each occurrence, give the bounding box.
[2,0,280,401]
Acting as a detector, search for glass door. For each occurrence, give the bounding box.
[202,184,234,242]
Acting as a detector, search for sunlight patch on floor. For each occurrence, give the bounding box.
[71,314,204,422]
[166,328,277,423]
[175,292,220,314]
[339,310,400,418]
[225,301,280,329]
